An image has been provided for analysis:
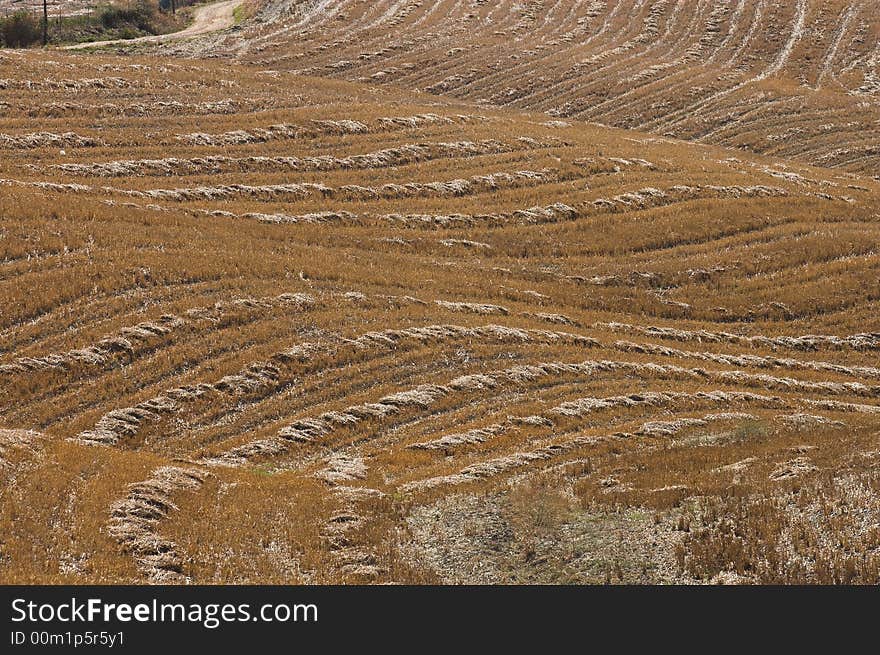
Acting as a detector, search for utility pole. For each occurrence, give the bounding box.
[42,0,48,46]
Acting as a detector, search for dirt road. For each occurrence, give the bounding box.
[62,0,241,50]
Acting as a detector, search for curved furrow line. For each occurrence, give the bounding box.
[107,465,211,583]
[414,1,617,103]
[577,0,752,123]
[599,321,880,352]
[70,324,595,447]
[3,168,564,204]
[613,340,880,380]
[45,138,563,179]
[485,0,658,111]
[396,0,611,101]
[0,279,222,355]
[205,351,880,470]
[189,314,880,462]
[173,112,492,147]
[0,293,315,379]
[609,0,768,130]
[373,3,534,91]
[520,0,708,115]
[394,389,877,495]
[646,0,809,133]
[817,0,865,88]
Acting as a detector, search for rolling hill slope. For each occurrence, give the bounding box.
[1,12,880,583]
[156,0,880,177]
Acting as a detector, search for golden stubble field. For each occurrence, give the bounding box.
[1,6,879,585]
[163,0,880,177]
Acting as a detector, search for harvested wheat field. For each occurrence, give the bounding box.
[164,0,880,177]
[1,1,879,587]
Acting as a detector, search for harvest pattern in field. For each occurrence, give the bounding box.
[155,0,880,177]
[1,28,880,585]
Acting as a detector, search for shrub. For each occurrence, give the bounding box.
[1,11,42,48]
[99,2,157,32]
